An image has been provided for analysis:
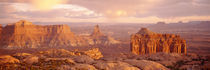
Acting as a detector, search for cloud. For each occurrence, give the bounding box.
[30,0,67,11]
[0,0,67,11]
[0,3,100,19]
[0,0,210,23]
[68,0,210,18]
[69,0,161,18]
[139,0,210,18]
[0,3,17,18]
[1,0,210,18]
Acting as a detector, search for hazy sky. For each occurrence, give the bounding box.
[0,0,210,24]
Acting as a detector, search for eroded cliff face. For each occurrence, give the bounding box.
[130,28,187,55]
[0,20,119,48]
[0,20,79,48]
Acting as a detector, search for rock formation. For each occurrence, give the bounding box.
[82,48,103,59]
[1,49,208,70]
[91,25,104,37]
[37,48,103,59]
[130,28,187,55]
[124,59,169,70]
[0,55,20,64]
[94,61,140,70]
[90,25,120,45]
[0,20,120,48]
[0,20,78,48]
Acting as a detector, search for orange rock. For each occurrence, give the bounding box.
[0,20,120,48]
[91,25,104,37]
[0,20,79,48]
[130,28,187,55]
[90,25,120,45]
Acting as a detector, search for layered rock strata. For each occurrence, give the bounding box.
[130,28,187,55]
[0,20,119,48]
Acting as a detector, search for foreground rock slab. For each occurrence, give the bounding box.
[124,59,169,70]
[0,55,20,64]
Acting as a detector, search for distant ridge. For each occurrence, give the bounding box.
[0,20,120,48]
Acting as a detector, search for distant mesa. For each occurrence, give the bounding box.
[156,22,166,25]
[130,28,187,55]
[0,20,120,48]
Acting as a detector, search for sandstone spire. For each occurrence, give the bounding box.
[91,25,104,37]
[89,25,120,45]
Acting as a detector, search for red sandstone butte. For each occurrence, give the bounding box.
[130,28,187,55]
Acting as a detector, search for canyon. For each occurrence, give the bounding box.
[0,20,209,70]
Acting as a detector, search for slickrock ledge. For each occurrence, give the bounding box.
[130,28,187,55]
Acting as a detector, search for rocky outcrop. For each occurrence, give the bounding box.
[0,20,120,48]
[93,61,140,70]
[130,28,187,55]
[74,55,94,64]
[1,50,208,70]
[70,64,97,70]
[90,25,120,45]
[12,53,32,60]
[91,25,104,37]
[37,48,103,59]
[0,55,20,64]
[0,20,78,48]
[82,48,103,59]
[124,59,169,70]
[23,56,39,64]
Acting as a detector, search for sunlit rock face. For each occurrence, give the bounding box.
[0,20,79,48]
[130,28,187,55]
[0,55,20,64]
[0,20,120,48]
